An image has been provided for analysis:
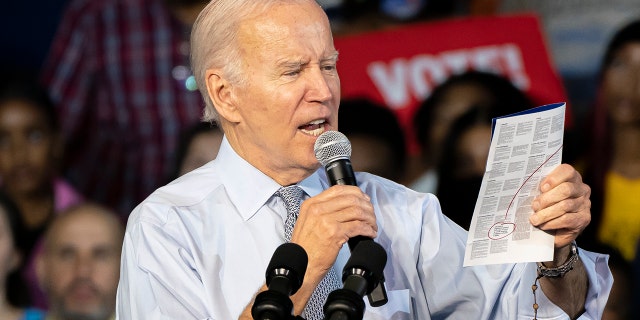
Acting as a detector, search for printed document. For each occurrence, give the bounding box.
[463,102,565,266]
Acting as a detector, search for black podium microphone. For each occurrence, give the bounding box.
[252,243,308,320]
[314,130,389,307]
[324,240,388,320]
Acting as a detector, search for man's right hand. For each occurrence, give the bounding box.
[288,185,377,313]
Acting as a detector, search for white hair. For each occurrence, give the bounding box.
[190,0,318,123]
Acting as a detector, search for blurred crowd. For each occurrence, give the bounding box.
[1,0,639,319]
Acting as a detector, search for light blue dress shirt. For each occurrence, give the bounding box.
[116,137,612,319]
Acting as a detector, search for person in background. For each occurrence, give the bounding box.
[36,203,124,320]
[435,98,530,230]
[0,78,83,309]
[117,1,610,319]
[169,121,224,180]
[338,98,407,183]
[40,0,209,217]
[409,70,534,194]
[435,107,494,230]
[577,20,640,263]
[0,191,45,320]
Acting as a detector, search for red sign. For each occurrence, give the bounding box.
[334,14,569,152]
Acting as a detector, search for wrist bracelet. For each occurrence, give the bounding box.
[537,241,579,278]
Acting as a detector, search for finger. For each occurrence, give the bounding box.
[537,223,587,249]
[302,189,377,228]
[533,179,590,213]
[530,192,591,225]
[532,208,590,234]
[316,184,368,200]
[294,228,371,255]
[291,218,377,264]
[296,207,378,239]
[538,163,582,193]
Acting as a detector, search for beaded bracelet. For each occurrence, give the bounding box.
[531,241,579,319]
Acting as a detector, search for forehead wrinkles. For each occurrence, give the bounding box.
[237,3,330,53]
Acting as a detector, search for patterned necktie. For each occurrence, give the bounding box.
[276,185,342,320]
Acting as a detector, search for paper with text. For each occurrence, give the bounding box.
[463,102,565,266]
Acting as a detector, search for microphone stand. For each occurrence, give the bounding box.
[252,243,308,320]
[323,240,387,320]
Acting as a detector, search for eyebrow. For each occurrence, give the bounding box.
[276,52,340,69]
[277,59,306,69]
[322,51,339,63]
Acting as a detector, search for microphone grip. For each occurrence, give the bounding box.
[325,158,388,307]
[326,159,357,186]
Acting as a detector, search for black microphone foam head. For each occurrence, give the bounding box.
[343,240,387,285]
[314,131,351,166]
[266,243,308,293]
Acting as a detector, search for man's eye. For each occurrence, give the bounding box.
[322,64,336,71]
[284,70,301,77]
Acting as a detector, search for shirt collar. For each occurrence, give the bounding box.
[216,136,329,221]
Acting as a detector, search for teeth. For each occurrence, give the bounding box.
[300,119,326,136]
[302,127,325,136]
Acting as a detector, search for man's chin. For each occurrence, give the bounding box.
[61,302,112,320]
[59,309,112,320]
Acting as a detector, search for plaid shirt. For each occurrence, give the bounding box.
[41,0,204,217]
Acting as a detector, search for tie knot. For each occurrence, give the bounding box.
[276,185,304,242]
[276,185,304,213]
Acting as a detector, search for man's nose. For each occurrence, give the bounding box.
[306,67,334,103]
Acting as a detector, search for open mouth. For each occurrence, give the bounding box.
[299,119,326,136]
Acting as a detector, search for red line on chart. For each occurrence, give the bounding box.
[487,144,563,240]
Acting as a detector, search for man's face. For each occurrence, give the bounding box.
[41,211,122,320]
[221,1,340,184]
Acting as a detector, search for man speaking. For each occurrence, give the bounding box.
[116,0,612,319]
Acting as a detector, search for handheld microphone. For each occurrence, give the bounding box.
[252,243,308,320]
[314,131,388,307]
[324,240,388,320]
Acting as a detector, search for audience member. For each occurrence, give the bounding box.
[0,78,83,309]
[435,107,492,230]
[170,121,223,180]
[435,102,532,230]
[498,0,640,123]
[577,20,640,263]
[338,98,407,182]
[40,0,209,217]
[410,70,534,194]
[36,203,124,320]
[0,191,45,320]
[117,1,610,319]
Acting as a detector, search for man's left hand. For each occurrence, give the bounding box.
[529,163,591,248]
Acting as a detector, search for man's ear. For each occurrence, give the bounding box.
[205,69,242,123]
